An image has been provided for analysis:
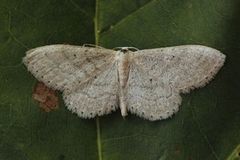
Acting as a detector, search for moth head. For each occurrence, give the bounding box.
[114,47,139,53]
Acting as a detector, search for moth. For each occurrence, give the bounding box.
[23,44,225,121]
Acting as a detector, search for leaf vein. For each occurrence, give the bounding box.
[189,99,220,160]
[100,0,156,35]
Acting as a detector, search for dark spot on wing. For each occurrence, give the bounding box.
[86,57,91,62]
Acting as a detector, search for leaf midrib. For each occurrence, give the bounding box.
[94,0,103,160]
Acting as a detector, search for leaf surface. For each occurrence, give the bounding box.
[0,0,240,160]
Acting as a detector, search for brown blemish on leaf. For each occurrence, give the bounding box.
[32,82,59,112]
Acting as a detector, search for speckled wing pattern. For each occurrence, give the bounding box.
[126,45,225,121]
[23,44,225,121]
[23,45,119,118]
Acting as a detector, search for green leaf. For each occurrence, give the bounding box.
[0,0,240,160]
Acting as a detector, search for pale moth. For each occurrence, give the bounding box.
[23,44,225,121]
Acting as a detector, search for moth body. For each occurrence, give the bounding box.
[115,49,131,117]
